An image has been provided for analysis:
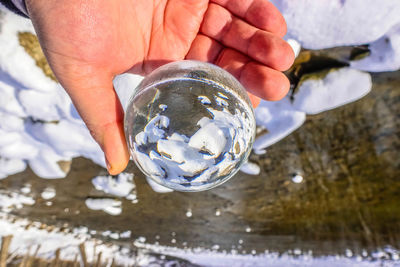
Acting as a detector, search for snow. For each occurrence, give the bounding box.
[239,162,261,176]
[41,187,56,200]
[0,9,104,179]
[286,38,301,58]
[0,158,26,179]
[253,97,306,152]
[113,73,144,111]
[0,190,35,213]
[0,214,144,266]
[92,172,135,198]
[351,24,400,72]
[134,241,397,267]
[292,68,372,115]
[271,0,400,49]
[85,198,122,216]
[0,212,397,265]
[292,174,304,184]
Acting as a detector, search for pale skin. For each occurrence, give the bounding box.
[25,0,295,175]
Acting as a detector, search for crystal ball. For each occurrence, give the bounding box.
[124,60,256,192]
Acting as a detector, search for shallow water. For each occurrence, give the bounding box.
[0,71,399,261]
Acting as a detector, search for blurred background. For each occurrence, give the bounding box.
[0,0,399,266]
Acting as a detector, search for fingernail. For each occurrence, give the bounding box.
[105,157,112,172]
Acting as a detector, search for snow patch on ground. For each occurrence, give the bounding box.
[92,173,135,198]
[351,24,400,72]
[292,68,372,115]
[85,198,122,216]
[253,98,306,152]
[240,162,261,176]
[0,214,148,266]
[0,213,398,266]
[0,9,104,179]
[0,190,35,213]
[271,0,400,49]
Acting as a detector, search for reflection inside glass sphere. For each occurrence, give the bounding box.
[124,61,256,191]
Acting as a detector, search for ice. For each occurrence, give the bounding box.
[292,68,372,115]
[271,0,400,49]
[351,25,400,72]
[85,198,122,216]
[92,173,135,197]
[239,162,261,176]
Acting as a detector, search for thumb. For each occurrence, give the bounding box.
[57,64,130,175]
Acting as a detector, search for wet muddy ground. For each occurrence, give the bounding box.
[1,69,399,258]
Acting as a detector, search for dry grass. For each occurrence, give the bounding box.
[18,32,57,82]
[1,236,119,267]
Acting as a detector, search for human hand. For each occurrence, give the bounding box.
[25,0,294,175]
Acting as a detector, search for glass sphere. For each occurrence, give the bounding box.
[124,60,256,192]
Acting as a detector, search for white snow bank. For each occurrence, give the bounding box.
[0,158,26,179]
[0,10,105,179]
[292,68,372,115]
[271,0,400,49]
[351,24,400,72]
[253,98,306,152]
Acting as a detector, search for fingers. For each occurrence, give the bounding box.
[216,48,290,101]
[54,63,130,175]
[201,3,294,71]
[210,0,287,37]
[187,35,290,102]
